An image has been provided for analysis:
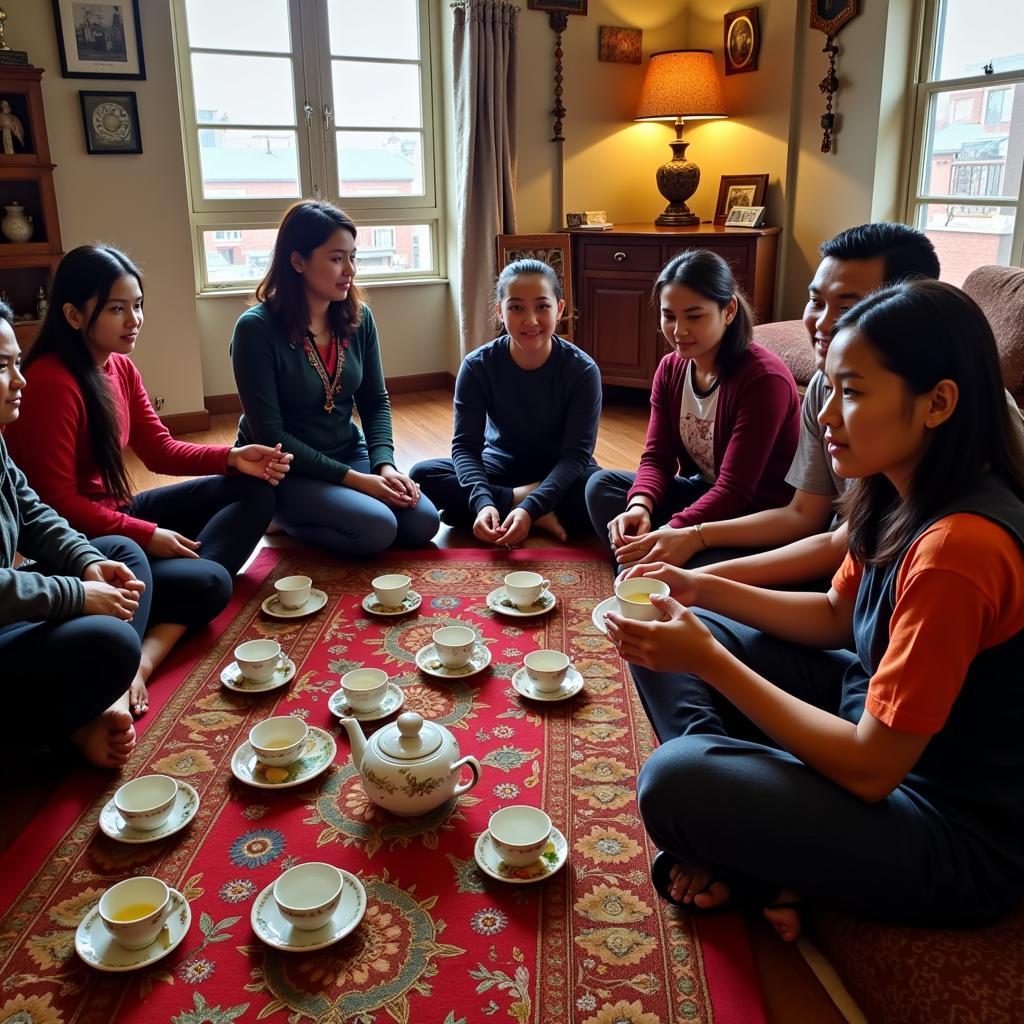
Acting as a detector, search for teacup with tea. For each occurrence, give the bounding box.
[249,715,309,768]
[614,577,670,621]
[99,876,175,950]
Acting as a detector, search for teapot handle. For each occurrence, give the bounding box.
[451,755,482,798]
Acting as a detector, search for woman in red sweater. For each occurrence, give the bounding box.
[585,250,800,566]
[7,245,292,715]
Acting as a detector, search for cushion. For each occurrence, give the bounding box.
[813,901,1024,1024]
[753,320,816,389]
[962,265,1024,404]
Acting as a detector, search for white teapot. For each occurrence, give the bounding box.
[339,711,482,817]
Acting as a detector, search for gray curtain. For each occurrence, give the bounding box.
[453,0,519,353]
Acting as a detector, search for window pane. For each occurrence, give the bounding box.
[193,54,296,126]
[332,61,421,128]
[934,0,1024,79]
[337,131,424,197]
[202,228,280,285]
[327,0,419,60]
[355,224,432,274]
[197,130,301,200]
[185,0,291,52]
[914,203,1017,287]
[919,86,1023,199]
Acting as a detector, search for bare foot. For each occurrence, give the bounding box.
[129,676,149,717]
[71,706,136,769]
[534,509,568,543]
[666,862,732,910]
[763,888,802,942]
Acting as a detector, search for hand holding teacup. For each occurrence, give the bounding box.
[605,590,718,675]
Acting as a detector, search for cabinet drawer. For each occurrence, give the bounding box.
[582,240,663,273]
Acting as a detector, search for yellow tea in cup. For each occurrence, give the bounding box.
[110,902,159,922]
[623,593,652,604]
[263,738,292,749]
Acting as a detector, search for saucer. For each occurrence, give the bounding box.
[328,682,405,721]
[361,590,422,616]
[473,827,568,885]
[261,589,329,620]
[415,642,492,678]
[98,781,199,844]
[591,596,617,635]
[485,587,557,618]
[251,870,366,952]
[230,726,336,789]
[221,656,297,693]
[511,666,584,703]
[75,888,191,972]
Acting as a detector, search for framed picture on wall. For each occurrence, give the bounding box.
[79,90,142,154]
[724,7,760,75]
[713,174,769,225]
[52,0,146,80]
[527,1,589,14]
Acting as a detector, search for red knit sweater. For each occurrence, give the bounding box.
[627,344,801,528]
[6,353,230,545]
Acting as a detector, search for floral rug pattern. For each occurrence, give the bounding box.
[0,550,758,1023]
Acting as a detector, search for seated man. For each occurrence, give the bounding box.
[613,223,940,585]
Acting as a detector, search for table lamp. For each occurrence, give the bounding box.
[635,49,727,226]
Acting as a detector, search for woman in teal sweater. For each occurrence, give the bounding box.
[231,201,439,556]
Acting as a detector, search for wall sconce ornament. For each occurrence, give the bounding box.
[809,0,858,153]
[528,0,587,142]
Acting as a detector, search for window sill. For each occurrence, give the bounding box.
[195,277,450,300]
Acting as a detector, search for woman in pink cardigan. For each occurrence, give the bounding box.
[585,250,801,566]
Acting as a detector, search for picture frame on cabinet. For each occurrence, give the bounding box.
[52,0,146,80]
[713,174,769,225]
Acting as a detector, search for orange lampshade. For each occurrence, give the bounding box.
[635,49,727,121]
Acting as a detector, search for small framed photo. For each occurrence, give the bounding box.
[599,26,642,64]
[79,90,142,154]
[725,205,767,228]
[714,174,769,225]
[565,212,584,227]
[52,0,146,80]
[527,0,589,14]
[725,7,760,76]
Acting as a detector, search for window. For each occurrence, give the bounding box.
[173,0,442,292]
[905,0,1024,286]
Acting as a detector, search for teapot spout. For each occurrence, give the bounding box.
[338,717,367,768]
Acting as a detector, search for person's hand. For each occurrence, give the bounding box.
[81,559,147,597]
[605,595,719,674]
[608,505,652,549]
[147,527,201,559]
[81,580,141,621]
[497,507,532,547]
[473,505,504,543]
[378,464,419,507]
[616,561,701,606]
[228,443,293,485]
[345,470,411,509]
[615,526,704,568]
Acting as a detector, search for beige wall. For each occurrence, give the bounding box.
[3,0,916,413]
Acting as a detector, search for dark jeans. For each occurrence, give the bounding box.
[123,474,274,628]
[411,457,599,538]
[1,536,151,735]
[633,611,1020,925]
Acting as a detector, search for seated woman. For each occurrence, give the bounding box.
[411,258,602,546]
[585,250,800,566]
[230,200,439,557]
[606,280,1024,940]
[0,301,152,768]
[6,245,289,717]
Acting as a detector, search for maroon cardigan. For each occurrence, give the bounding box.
[627,343,800,529]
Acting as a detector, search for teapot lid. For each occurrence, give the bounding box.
[378,712,443,760]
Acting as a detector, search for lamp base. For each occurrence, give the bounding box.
[655,205,700,227]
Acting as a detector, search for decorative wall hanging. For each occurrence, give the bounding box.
[599,26,641,65]
[79,90,142,154]
[809,0,858,153]
[52,0,145,80]
[724,7,760,76]
[527,0,587,142]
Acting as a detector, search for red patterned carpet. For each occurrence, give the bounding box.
[0,547,766,1024]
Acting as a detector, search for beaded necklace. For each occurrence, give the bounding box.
[303,330,349,413]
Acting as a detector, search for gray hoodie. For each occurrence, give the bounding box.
[0,436,105,624]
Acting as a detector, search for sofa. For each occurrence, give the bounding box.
[754,264,1024,409]
[754,261,1024,1023]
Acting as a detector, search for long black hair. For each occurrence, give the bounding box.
[255,200,365,347]
[837,279,1024,565]
[24,244,138,505]
[652,249,754,377]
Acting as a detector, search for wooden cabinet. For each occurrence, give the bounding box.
[568,224,780,388]
[0,66,63,348]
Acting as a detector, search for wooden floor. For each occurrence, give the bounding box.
[6,388,845,1024]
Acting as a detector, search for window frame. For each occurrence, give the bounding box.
[171,0,445,294]
[903,0,1024,269]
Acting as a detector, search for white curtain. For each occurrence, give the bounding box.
[453,0,519,352]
